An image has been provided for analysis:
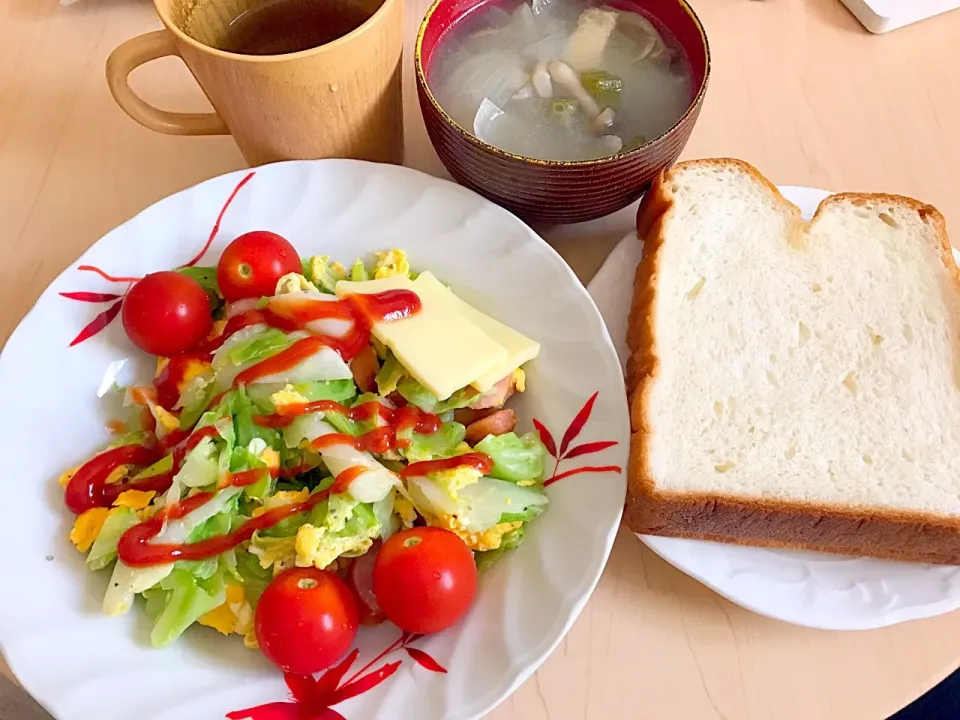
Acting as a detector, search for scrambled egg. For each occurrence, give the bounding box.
[452,442,474,456]
[68,487,161,553]
[269,384,309,408]
[153,406,180,435]
[105,465,131,484]
[58,466,78,488]
[251,489,310,518]
[512,368,526,394]
[245,438,281,472]
[294,523,376,570]
[275,272,319,295]
[181,359,212,390]
[432,516,523,552]
[309,255,347,291]
[249,535,297,575]
[113,490,155,511]
[373,249,409,279]
[206,319,228,343]
[432,465,483,502]
[393,495,417,528]
[197,584,255,648]
[69,508,110,552]
[155,356,212,399]
[260,448,281,470]
[292,495,381,569]
[126,384,182,436]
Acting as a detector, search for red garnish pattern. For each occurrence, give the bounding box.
[76,266,142,283]
[561,440,619,460]
[535,391,622,487]
[67,299,123,347]
[58,291,122,302]
[558,391,597,456]
[61,171,256,347]
[404,647,448,674]
[184,171,255,268]
[531,418,557,457]
[226,632,445,720]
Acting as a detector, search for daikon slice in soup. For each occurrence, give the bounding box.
[427,1,693,162]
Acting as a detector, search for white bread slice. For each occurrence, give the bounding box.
[625,158,960,564]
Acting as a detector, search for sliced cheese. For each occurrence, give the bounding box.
[415,273,541,392]
[335,275,507,401]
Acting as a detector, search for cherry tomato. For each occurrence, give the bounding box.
[121,271,212,356]
[373,527,477,634]
[254,567,359,675]
[217,231,301,302]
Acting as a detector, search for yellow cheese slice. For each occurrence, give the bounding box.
[335,275,508,401]
[414,273,541,392]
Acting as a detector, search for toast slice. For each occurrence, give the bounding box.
[625,158,960,564]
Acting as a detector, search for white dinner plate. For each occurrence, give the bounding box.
[588,184,960,631]
[0,160,629,719]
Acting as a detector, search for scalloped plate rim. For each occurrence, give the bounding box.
[0,158,628,720]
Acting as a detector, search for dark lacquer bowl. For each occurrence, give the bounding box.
[415,0,710,224]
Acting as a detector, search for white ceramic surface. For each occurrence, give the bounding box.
[588,184,960,631]
[839,0,959,34]
[0,160,628,720]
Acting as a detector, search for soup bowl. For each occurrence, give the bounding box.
[415,0,710,224]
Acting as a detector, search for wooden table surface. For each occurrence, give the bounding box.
[2,0,960,718]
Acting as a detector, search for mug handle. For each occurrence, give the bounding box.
[105,30,229,136]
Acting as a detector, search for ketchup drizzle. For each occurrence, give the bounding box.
[64,424,221,515]
[254,399,441,437]
[400,452,493,478]
[65,444,165,514]
[73,280,430,566]
[117,466,358,568]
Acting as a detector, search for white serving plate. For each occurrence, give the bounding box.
[0,160,629,719]
[588,184,960,631]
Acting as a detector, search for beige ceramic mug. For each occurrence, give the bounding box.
[106,0,404,166]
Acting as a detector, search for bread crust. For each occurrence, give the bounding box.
[625,158,960,565]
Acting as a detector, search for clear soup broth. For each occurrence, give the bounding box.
[427,0,693,162]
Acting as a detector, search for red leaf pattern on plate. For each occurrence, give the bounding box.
[226,632,441,720]
[558,391,598,456]
[536,392,622,487]
[405,647,447,673]
[63,171,256,348]
[68,299,123,347]
[330,661,402,704]
[283,673,320,705]
[544,464,623,487]
[225,701,303,720]
[532,418,557,458]
[58,291,122,302]
[562,440,618,460]
[183,170,255,268]
[76,265,141,283]
[308,649,359,706]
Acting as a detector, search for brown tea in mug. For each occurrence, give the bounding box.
[219,0,372,55]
